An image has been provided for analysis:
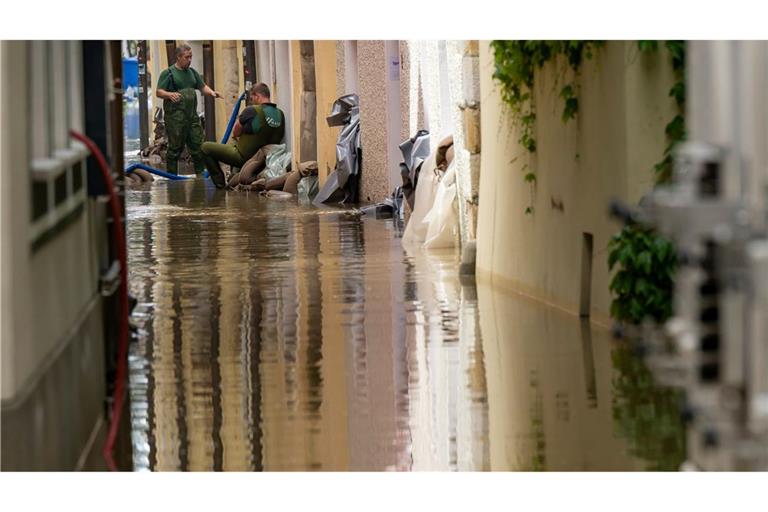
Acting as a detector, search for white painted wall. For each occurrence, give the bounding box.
[256,40,272,90]
[1,41,100,401]
[343,40,359,95]
[188,41,205,116]
[274,40,293,151]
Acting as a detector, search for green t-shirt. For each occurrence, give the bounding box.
[238,104,284,135]
[157,66,204,92]
[235,104,286,158]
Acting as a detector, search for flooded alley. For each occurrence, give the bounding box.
[126,178,685,471]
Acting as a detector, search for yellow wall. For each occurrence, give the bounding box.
[476,41,677,323]
[314,40,341,185]
[290,41,302,170]
[213,40,242,142]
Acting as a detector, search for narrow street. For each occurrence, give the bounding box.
[126,178,684,470]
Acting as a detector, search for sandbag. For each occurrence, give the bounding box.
[435,135,454,171]
[261,190,294,200]
[131,168,154,182]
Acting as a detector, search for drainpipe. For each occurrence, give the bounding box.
[165,40,176,69]
[202,41,216,141]
[137,40,149,150]
[109,41,124,178]
[242,40,256,105]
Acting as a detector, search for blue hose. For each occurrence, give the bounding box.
[125,163,191,180]
[221,91,247,144]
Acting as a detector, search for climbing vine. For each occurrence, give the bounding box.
[608,42,686,325]
[491,41,685,324]
[490,41,604,214]
[640,40,687,184]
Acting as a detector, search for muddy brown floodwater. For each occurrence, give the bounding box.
[126,178,685,471]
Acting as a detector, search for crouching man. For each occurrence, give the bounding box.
[201,82,285,188]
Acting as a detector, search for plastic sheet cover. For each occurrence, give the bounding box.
[313,94,361,205]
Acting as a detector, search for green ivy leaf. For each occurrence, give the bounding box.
[637,252,652,274]
[562,97,579,122]
[669,82,685,108]
[638,40,659,52]
[665,115,686,141]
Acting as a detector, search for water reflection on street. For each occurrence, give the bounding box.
[126,178,684,471]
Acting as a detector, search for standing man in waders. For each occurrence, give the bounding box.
[156,43,221,177]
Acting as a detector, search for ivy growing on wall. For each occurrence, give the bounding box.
[608,222,677,323]
[490,41,603,214]
[639,40,687,184]
[491,40,685,325]
[608,42,685,326]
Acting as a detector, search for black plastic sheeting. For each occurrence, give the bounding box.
[313,94,362,205]
[359,186,405,219]
[399,130,430,211]
[359,130,431,219]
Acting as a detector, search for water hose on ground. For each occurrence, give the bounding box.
[125,162,189,180]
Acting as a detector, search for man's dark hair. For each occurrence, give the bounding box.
[251,82,271,99]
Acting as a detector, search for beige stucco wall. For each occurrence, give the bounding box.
[357,41,391,204]
[476,41,677,323]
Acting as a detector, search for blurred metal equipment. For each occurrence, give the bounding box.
[635,41,768,470]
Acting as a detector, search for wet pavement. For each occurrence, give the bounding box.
[126,177,685,471]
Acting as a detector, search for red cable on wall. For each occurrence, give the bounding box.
[70,130,128,472]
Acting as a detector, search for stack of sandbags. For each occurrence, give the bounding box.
[250,160,318,194]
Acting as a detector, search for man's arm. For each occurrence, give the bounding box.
[201,84,221,98]
[156,88,181,103]
[156,70,181,103]
[235,106,257,139]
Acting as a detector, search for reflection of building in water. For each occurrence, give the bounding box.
[126,181,495,471]
[149,186,182,471]
[404,249,489,471]
[478,283,677,471]
[215,197,251,470]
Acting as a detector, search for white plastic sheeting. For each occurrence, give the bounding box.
[422,162,458,249]
[402,151,438,244]
[402,150,459,249]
